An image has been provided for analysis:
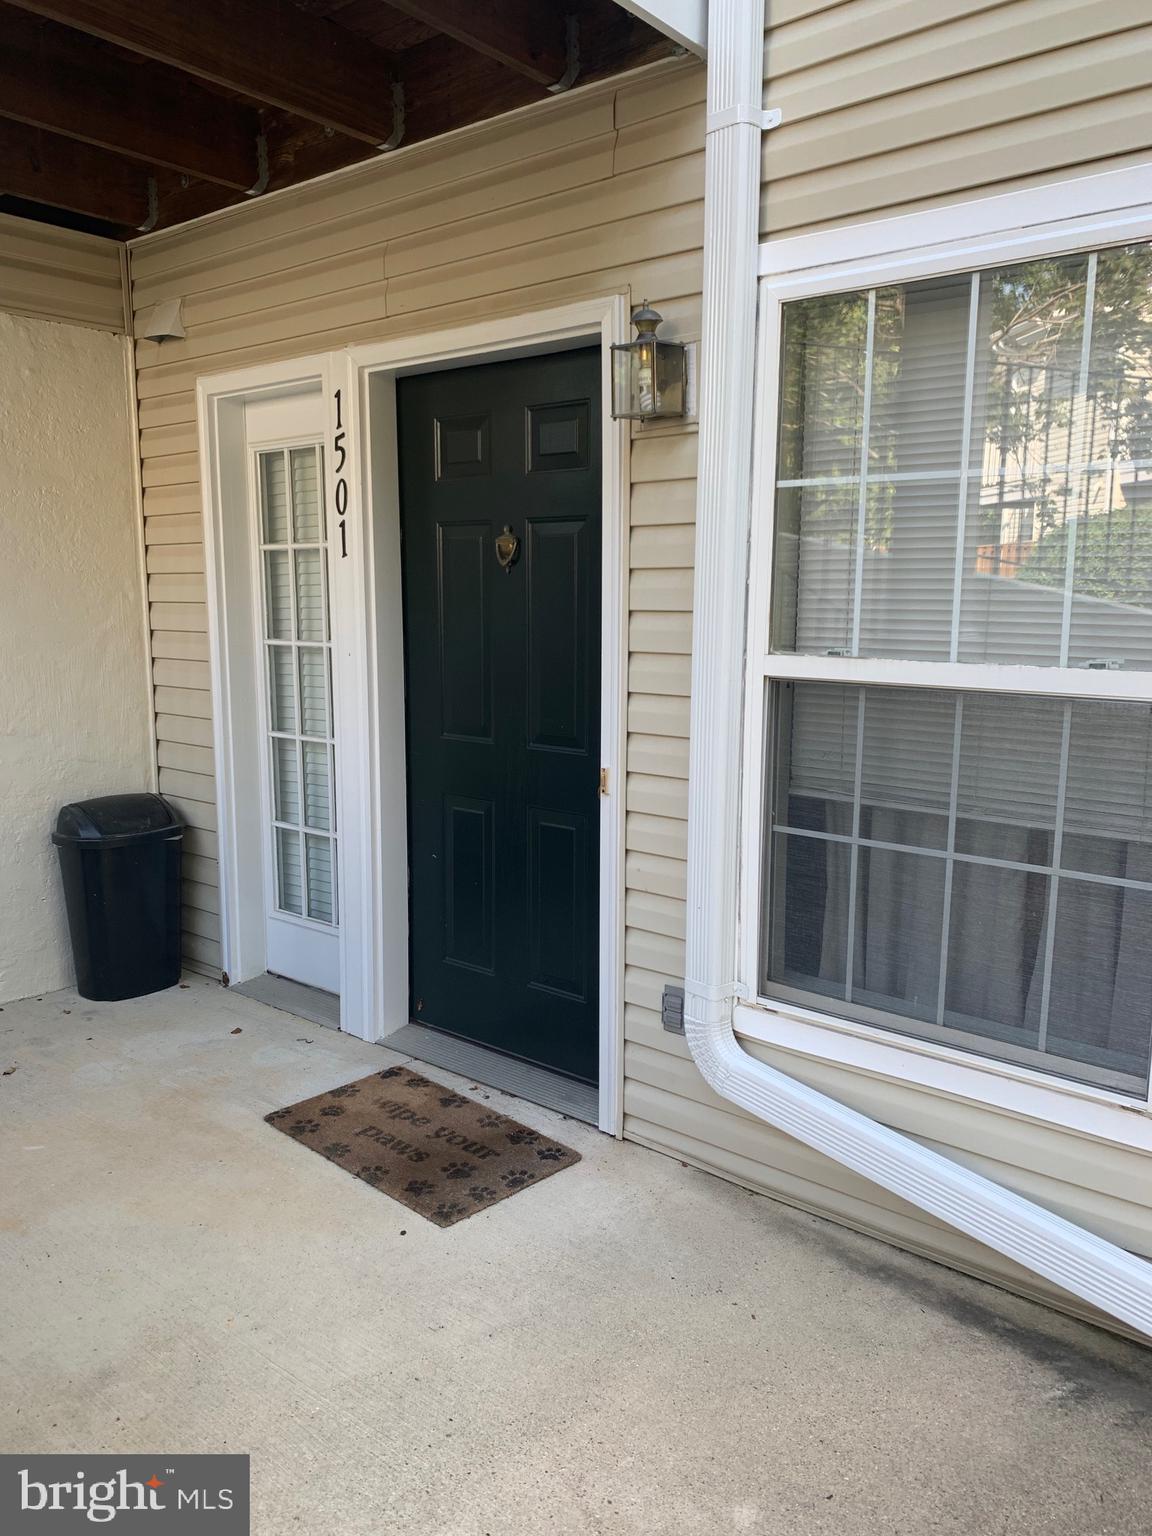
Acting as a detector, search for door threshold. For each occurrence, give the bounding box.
[232,973,341,1031]
[383,1023,599,1126]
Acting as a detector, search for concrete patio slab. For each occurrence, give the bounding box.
[2,975,1151,1535]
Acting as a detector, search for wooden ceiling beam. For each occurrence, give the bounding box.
[0,7,259,190]
[8,0,400,145]
[0,119,150,226]
[380,0,567,86]
[396,35,545,144]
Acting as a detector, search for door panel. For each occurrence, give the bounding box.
[443,795,495,973]
[398,348,601,1082]
[527,518,588,752]
[437,522,492,741]
[528,807,590,1001]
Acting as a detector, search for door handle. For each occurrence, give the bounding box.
[495,524,520,573]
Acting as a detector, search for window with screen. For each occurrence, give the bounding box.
[760,242,1152,1096]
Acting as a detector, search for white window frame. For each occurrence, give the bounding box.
[737,163,1152,1152]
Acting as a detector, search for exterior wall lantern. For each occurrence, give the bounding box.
[610,302,688,421]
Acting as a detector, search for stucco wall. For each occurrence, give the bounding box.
[0,311,152,1002]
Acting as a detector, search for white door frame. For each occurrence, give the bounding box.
[197,296,630,1135]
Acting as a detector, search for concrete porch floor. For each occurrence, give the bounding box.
[2,977,1152,1535]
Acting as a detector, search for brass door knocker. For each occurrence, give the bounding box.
[495,524,520,573]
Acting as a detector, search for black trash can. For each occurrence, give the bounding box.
[52,793,183,1001]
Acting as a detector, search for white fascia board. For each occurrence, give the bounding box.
[614,0,706,56]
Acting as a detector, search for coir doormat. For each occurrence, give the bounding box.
[265,1065,580,1226]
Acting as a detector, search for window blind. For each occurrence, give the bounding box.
[771,681,1152,1095]
[772,245,1152,671]
[763,238,1152,1096]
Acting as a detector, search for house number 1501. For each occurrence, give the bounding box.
[333,387,349,558]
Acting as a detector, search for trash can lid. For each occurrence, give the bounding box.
[52,793,183,847]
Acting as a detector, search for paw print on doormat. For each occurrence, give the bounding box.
[328,1083,360,1099]
[501,1168,536,1190]
[319,1103,346,1117]
[468,1185,500,1202]
[321,1142,352,1159]
[358,1164,389,1186]
[404,1178,436,1197]
[433,1201,468,1221]
[290,1118,322,1136]
[443,1161,476,1181]
[535,1145,566,1162]
[266,1107,291,1123]
[377,1066,403,1080]
[478,1113,505,1129]
[438,1093,468,1109]
[505,1128,540,1146]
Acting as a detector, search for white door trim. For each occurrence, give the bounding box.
[197,357,335,996]
[197,297,629,1136]
[346,295,630,1137]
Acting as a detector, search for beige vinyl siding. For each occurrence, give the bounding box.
[129,25,1152,1338]
[616,0,1152,1336]
[761,0,1152,236]
[129,62,704,979]
[627,423,695,1049]
[0,214,125,331]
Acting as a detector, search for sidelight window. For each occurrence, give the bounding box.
[758,238,1152,1096]
[256,444,338,926]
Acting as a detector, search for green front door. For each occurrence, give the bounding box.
[398,348,602,1083]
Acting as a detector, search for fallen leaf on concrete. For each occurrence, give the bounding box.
[296,1037,314,1045]
[230,1027,242,1035]
[2,1065,16,1076]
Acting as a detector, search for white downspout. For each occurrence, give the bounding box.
[684,0,1152,1340]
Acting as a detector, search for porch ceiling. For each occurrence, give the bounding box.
[0,0,678,240]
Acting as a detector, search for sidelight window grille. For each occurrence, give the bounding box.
[759,239,1152,1096]
[257,445,338,926]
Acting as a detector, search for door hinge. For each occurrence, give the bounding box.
[599,767,609,796]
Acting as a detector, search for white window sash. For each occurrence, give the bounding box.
[739,172,1152,1123]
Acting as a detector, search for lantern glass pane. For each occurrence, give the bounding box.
[612,344,637,418]
[654,342,686,417]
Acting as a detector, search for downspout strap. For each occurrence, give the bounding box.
[684,977,747,1005]
[706,104,782,134]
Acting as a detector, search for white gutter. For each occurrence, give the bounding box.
[684,0,1152,1340]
